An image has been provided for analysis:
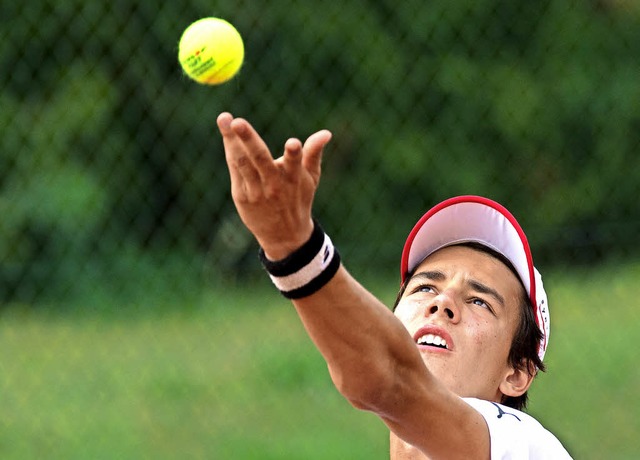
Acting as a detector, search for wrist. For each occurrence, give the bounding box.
[258,220,315,261]
[259,219,341,299]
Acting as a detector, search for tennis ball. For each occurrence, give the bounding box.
[178,17,244,85]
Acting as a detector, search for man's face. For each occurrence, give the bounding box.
[394,245,524,402]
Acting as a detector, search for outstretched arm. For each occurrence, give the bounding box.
[216,113,489,459]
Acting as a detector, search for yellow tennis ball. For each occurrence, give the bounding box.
[178,17,244,85]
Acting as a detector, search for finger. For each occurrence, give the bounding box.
[217,112,241,166]
[282,137,304,176]
[217,112,252,199]
[216,111,233,134]
[231,118,280,182]
[217,113,262,204]
[217,113,255,175]
[302,129,332,178]
[217,112,243,157]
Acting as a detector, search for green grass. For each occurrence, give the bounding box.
[528,261,640,459]
[1,262,639,459]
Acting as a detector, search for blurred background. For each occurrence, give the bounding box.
[1,0,639,458]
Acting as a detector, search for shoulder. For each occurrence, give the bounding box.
[462,398,573,459]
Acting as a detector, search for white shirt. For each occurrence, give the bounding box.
[463,398,573,459]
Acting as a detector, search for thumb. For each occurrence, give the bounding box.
[302,129,332,176]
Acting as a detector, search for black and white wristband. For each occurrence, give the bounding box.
[258,219,341,299]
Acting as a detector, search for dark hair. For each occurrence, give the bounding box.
[394,242,545,411]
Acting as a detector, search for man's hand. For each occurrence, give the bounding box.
[216,112,333,260]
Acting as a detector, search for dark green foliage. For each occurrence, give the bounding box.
[2,0,640,301]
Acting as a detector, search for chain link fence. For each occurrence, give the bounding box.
[1,1,639,458]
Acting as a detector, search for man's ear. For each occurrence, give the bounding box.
[499,360,536,398]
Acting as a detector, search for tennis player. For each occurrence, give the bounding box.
[216,112,572,459]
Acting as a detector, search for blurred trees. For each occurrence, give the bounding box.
[2,0,640,302]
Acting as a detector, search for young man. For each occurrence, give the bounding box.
[216,112,572,459]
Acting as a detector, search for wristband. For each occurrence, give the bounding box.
[259,219,341,299]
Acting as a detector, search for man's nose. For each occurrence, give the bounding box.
[425,292,460,322]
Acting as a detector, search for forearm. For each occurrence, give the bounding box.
[290,262,488,458]
[290,264,429,412]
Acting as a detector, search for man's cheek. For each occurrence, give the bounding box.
[393,302,415,326]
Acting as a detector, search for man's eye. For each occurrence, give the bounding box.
[472,298,489,309]
[413,285,435,294]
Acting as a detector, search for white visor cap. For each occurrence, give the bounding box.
[400,195,550,362]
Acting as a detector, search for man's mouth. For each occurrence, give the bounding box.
[416,333,449,350]
[413,326,453,351]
